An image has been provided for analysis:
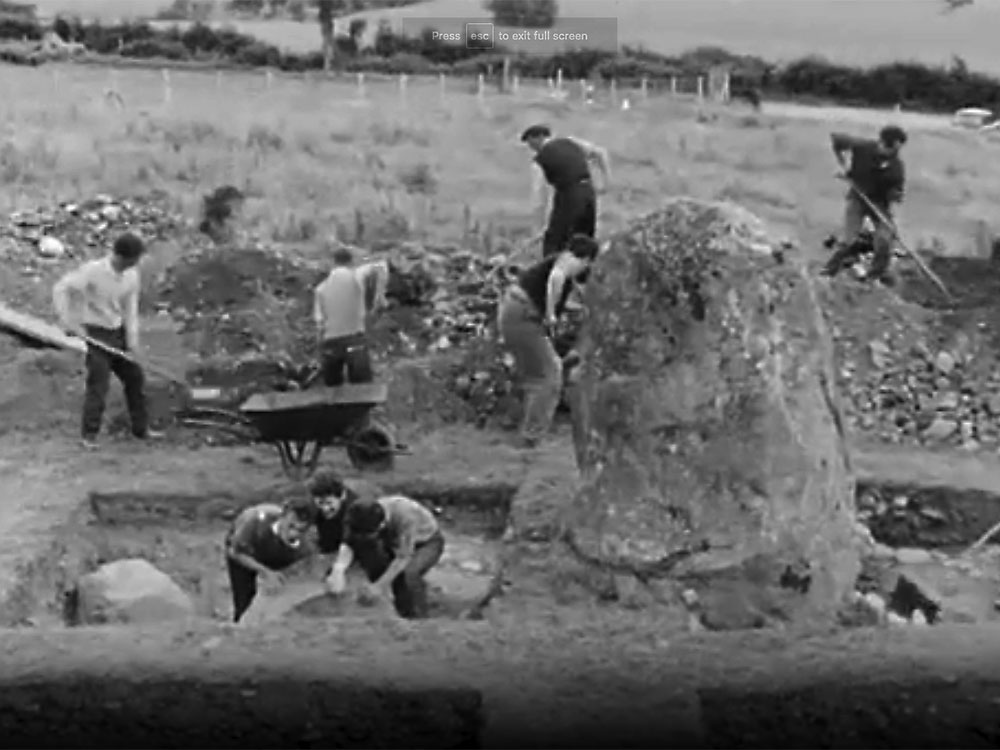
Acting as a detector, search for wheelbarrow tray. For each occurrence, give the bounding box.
[239,383,387,445]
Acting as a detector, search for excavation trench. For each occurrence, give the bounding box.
[0,482,516,629]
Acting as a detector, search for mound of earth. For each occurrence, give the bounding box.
[820,253,1000,452]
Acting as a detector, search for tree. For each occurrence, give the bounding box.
[485,0,557,29]
[317,0,345,71]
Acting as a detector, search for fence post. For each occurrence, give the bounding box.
[579,78,587,102]
[670,76,677,96]
[697,76,704,102]
[161,69,172,105]
[216,70,223,90]
[266,69,274,90]
[502,55,511,92]
[640,76,648,99]
[512,74,520,96]
[399,73,408,101]
[609,78,617,107]
[556,68,563,92]
[356,72,366,98]
[477,73,485,100]
[439,71,446,100]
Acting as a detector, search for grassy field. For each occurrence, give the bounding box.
[0,62,996,260]
[129,0,1000,75]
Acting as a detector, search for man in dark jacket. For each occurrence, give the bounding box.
[521,124,611,259]
[829,124,907,284]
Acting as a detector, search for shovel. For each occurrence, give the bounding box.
[78,333,194,391]
[838,176,954,304]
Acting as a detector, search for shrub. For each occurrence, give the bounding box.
[120,38,190,60]
[485,0,557,28]
[233,40,282,67]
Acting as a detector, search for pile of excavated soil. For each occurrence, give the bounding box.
[821,254,1000,453]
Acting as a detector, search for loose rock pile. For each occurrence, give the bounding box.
[6,191,1000,444]
[819,259,1000,453]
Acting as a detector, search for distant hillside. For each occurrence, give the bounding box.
[26,0,1000,75]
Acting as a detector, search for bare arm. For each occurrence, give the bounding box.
[356,261,389,313]
[328,544,354,580]
[226,544,273,577]
[531,163,549,225]
[570,136,612,186]
[313,283,326,339]
[123,276,140,351]
[545,266,568,323]
[830,132,862,167]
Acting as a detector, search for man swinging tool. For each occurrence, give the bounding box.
[824,124,908,285]
[521,124,611,259]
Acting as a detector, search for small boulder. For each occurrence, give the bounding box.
[73,558,194,625]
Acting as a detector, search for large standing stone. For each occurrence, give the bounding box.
[565,199,860,630]
[73,558,194,625]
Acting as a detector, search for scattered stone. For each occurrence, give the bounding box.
[72,558,194,626]
[935,351,957,374]
[922,418,958,441]
[894,547,933,565]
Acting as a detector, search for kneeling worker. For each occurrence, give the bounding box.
[306,468,379,595]
[334,495,445,619]
[224,496,316,623]
[313,244,389,387]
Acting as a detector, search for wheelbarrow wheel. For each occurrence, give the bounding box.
[347,421,395,472]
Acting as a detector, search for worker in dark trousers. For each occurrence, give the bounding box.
[828,124,907,285]
[52,232,163,449]
[313,244,388,387]
[521,124,611,259]
[341,495,445,619]
[306,469,385,596]
[822,216,878,278]
[224,496,316,623]
[497,234,600,448]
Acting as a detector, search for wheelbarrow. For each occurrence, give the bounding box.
[178,382,408,480]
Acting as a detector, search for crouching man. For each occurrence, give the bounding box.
[305,468,384,596]
[224,496,316,623]
[332,495,445,619]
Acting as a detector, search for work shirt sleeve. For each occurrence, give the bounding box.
[830,132,863,154]
[52,264,91,325]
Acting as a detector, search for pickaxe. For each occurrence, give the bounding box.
[838,175,953,305]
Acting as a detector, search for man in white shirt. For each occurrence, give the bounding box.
[313,244,388,387]
[52,233,158,449]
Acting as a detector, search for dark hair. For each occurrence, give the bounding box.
[309,469,346,498]
[331,245,354,265]
[520,124,551,142]
[113,232,146,261]
[879,125,907,147]
[346,500,386,537]
[567,234,599,261]
[283,495,318,524]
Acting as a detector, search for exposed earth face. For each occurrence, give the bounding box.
[4,191,1000,747]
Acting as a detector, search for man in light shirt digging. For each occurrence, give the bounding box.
[52,232,162,450]
[313,244,389,387]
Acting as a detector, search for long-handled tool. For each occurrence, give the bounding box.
[79,333,190,388]
[839,176,954,304]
